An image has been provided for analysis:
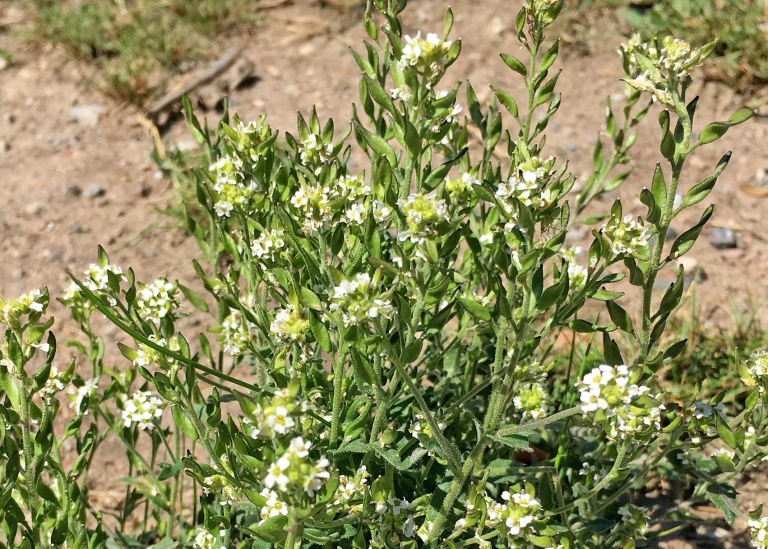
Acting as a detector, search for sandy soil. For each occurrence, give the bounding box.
[2,0,768,545]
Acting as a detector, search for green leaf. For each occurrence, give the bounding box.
[458,297,490,321]
[500,53,527,77]
[491,85,519,119]
[663,339,687,361]
[117,342,138,362]
[669,204,714,259]
[698,108,753,145]
[606,300,633,334]
[651,163,667,212]
[540,39,559,73]
[179,284,209,313]
[243,514,288,543]
[171,405,199,442]
[300,287,322,311]
[639,188,660,226]
[656,266,684,318]
[401,340,423,364]
[487,432,531,451]
[683,151,731,208]
[350,347,376,389]
[352,120,397,166]
[310,311,331,353]
[715,413,737,450]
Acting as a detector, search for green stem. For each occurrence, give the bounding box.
[497,406,582,437]
[428,439,487,541]
[638,110,691,363]
[550,443,628,515]
[285,509,302,548]
[16,368,41,526]
[375,322,462,476]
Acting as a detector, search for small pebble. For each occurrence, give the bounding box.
[70,224,85,234]
[722,248,746,259]
[707,226,738,250]
[67,184,82,197]
[68,104,103,128]
[82,184,105,199]
[24,202,43,215]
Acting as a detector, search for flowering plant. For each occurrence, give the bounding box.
[1,0,766,547]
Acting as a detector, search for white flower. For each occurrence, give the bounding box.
[122,391,165,431]
[71,378,99,414]
[264,457,291,491]
[259,489,288,524]
[214,200,234,218]
[266,406,296,435]
[288,436,312,458]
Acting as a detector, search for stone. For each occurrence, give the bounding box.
[82,184,106,199]
[24,202,43,215]
[68,104,103,128]
[707,226,738,250]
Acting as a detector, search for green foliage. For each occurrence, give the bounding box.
[29,0,257,104]
[602,0,768,92]
[1,0,766,547]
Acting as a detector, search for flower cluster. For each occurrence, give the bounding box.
[602,214,652,259]
[209,154,256,218]
[577,364,665,439]
[334,466,370,512]
[192,527,227,549]
[399,32,453,82]
[397,191,450,244]
[0,288,47,328]
[258,488,288,524]
[372,494,418,539]
[220,310,254,356]
[562,247,588,291]
[496,156,554,212]
[298,133,333,173]
[409,413,447,448]
[207,117,273,218]
[445,172,479,203]
[290,174,371,233]
[513,381,552,420]
[70,377,99,415]
[750,516,768,549]
[122,391,165,431]
[264,436,331,498]
[63,263,125,311]
[136,277,179,327]
[620,34,708,106]
[741,350,768,393]
[329,272,394,327]
[685,400,723,445]
[202,473,241,506]
[269,306,310,344]
[618,503,649,539]
[133,335,181,372]
[485,484,551,544]
[241,386,312,440]
[39,366,67,405]
[250,228,286,265]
